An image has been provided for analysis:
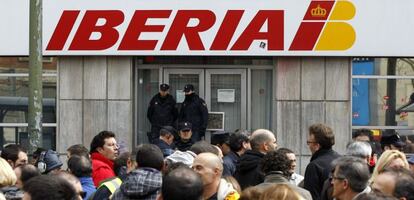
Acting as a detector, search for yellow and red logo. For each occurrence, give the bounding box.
[289,0,356,51]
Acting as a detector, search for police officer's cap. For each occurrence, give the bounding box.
[380,132,405,147]
[179,122,192,131]
[160,83,170,91]
[160,126,177,136]
[183,84,194,92]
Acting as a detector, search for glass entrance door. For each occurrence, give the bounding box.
[163,69,205,102]
[206,69,247,131]
[164,68,247,132]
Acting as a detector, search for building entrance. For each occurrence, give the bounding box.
[164,68,247,132]
[135,65,272,145]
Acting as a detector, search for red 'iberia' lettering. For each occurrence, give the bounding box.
[119,10,171,50]
[161,10,216,50]
[46,9,284,51]
[69,10,124,50]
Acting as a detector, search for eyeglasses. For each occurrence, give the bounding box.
[306,140,318,144]
[330,175,346,181]
[181,130,191,132]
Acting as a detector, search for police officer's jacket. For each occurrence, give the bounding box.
[147,93,178,128]
[179,93,208,133]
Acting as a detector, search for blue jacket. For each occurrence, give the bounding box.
[223,151,239,177]
[154,139,175,157]
[79,177,96,200]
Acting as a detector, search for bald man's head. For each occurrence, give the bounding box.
[192,153,222,186]
[250,129,277,153]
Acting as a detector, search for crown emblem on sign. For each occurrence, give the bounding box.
[311,5,327,17]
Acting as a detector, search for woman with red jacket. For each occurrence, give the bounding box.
[90,131,119,187]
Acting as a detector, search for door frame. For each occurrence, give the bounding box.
[163,68,205,99]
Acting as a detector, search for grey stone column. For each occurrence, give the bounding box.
[275,57,351,174]
[58,56,133,155]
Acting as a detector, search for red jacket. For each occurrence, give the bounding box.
[91,152,115,187]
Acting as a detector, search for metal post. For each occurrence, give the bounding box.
[28,0,43,154]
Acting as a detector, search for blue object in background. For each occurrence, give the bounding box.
[352,59,374,125]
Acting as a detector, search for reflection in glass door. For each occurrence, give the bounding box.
[164,69,205,119]
[163,68,247,132]
[164,69,204,101]
[206,69,247,132]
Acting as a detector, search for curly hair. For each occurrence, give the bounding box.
[261,150,293,178]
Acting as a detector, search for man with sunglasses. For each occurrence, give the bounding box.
[331,156,371,200]
[304,123,340,200]
[175,122,194,151]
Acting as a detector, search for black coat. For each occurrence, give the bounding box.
[304,148,340,200]
[178,93,208,135]
[174,140,194,152]
[147,93,178,128]
[234,150,265,189]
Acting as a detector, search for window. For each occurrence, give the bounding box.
[352,58,414,153]
[0,57,57,150]
[135,68,159,145]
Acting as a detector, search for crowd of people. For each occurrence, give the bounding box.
[0,123,413,200]
[0,84,414,200]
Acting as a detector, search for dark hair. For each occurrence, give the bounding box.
[190,141,219,155]
[228,132,249,152]
[90,131,116,153]
[352,129,373,140]
[211,132,230,146]
[113,152,131,176]
[1,144,26,162]
[261,150,293,178]
[393,170,414,199]
[160,126,176,137]
[23,175,77,200]
[19,164,41,185]
[136,144,164,171]
[32,147,46,160]
[333,156,370,193]
[354,192,398,200]
[162,167,203,200]
[67,155,92,177]
[67,144,89,158]
[277,148,294,155]
[309,123,335,149]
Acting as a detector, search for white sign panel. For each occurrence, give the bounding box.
[2,0,414,56]
[218,89,235,103]
[176,90,185,103]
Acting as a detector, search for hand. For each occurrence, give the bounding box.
[406,136,412,144]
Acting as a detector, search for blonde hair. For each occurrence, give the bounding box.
[370,150,409,183]
[240,187,262,200]
[0,157,17,187]
[259,184,304,200]
[224,176,241,194]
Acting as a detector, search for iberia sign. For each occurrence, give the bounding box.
[1,0,414,56]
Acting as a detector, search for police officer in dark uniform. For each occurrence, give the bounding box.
[175,122,194,151]
[178,84,208,142]
[147,83,178,143]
